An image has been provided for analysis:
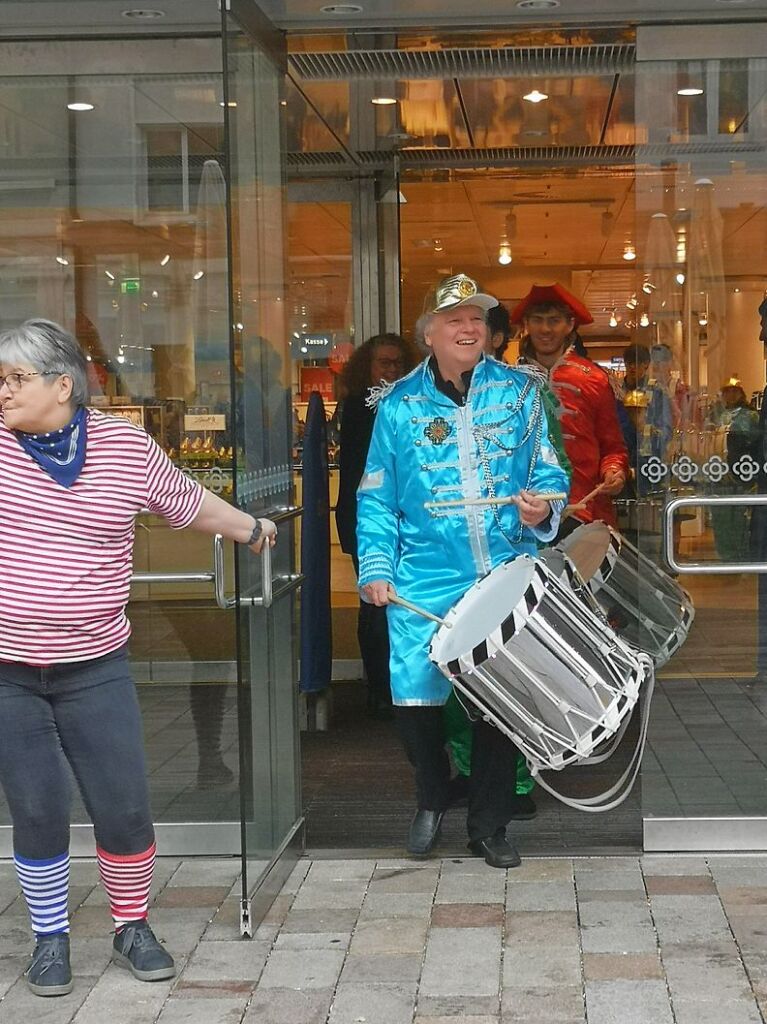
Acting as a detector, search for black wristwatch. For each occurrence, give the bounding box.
[245,519,263,545]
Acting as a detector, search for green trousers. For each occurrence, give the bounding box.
[442,690,533,795]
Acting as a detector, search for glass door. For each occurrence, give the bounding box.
[632,44,767,850]
[221,1,303,932]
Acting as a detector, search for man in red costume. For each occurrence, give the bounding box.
[512,283,629,531]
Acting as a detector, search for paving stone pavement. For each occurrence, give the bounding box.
[0,854,767,1022]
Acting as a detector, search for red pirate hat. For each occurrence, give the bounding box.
[510,284,594,327]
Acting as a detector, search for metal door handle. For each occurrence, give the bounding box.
[214,533,295,608]
[664,494,767,574]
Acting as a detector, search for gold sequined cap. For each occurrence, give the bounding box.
[424,273,498,314]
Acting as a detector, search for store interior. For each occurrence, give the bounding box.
[0,19,766,851]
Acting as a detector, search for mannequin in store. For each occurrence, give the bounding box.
[335,333,420,718]
[513,283,628,535]
[0,319,277,997]
[356,274,568,867]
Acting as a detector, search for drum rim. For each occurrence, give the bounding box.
[429,555,548,669]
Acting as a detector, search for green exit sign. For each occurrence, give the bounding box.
[121,278,140,294]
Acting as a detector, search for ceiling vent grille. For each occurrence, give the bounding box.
[288,44,636,81]
[287,139,764,172]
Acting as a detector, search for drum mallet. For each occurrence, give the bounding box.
[424,491,567,510]
[386,588,451,628]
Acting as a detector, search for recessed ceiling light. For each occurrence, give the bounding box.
[371,96,397,105]
[678,87,704,96]
[320,3,363,12]
[219,101,238,107]
[67,102,94,111]
[523,90,548,103]
[516,0,560,8]
[122,9,166,18]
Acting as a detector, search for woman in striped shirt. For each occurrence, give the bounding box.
[0,319,277,997]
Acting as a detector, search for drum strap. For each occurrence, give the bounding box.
[529,654,655,814]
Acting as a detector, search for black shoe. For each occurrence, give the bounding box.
[509,794,537,820]
[469,832,522,869]
[406,809,444,857]
[447,774,470,808]
[26,932,73,997]
[112,920,176,981]
[197,756,235,789]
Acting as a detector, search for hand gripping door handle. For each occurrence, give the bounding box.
[214,533,273,609]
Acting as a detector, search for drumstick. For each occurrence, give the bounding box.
[386,588,451,627]
[424,491,567,510]
[565,482,607,514]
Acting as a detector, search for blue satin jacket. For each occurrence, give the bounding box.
[356,355,570,706]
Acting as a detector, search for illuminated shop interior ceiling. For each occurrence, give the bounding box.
[285,29,767,334]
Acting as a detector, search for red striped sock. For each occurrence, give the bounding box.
[96,842,156,929]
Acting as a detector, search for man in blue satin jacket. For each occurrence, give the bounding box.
[356,273,569,868]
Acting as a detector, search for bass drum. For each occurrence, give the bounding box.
[558,521,695,668]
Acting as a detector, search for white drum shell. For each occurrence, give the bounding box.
[559,522,695,669]
[429,556,646,772]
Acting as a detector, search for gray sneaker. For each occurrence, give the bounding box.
[26,933,74,997]
[111,920,176,981]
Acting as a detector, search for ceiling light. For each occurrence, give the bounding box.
[639,312,650,328]
[160,254,171,266]
[151,290,159,298]
[676,272,686,285]
[67,102,94,112]
[371,96,397,106]
[193,270,205,280]
[219,101,237,108]
[626,296,638,310]
[623,244,636,261]
[678,86,704,97]
[734,287,741,293]
[642,281,657,294]
[523,90,548,104]
[609,311,618,328]
[698,314,708,326]
[516,0,560,7]
[498,243,512,266]
[55,256,69,266]
[122,8,166,17]
[320,3,363,11]
[433,239,443,252]
[104,270,115,281]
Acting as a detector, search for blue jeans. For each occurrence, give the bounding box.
[0,646,154,859]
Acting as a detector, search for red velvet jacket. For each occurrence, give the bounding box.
[530,350,629,526]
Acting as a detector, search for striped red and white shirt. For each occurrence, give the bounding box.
[0,409,204,665]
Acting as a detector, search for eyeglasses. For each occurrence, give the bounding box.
[0,371,60,392]
[373,357,405,370]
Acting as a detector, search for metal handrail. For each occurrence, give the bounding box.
[664,494,767,574]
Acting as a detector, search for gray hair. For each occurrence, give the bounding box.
[0,319,89,406]
[414,313,433,352]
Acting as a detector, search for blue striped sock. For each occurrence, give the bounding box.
[14,851,70,936]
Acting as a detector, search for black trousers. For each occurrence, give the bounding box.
[357,600,392,707]
[396,706,518,842]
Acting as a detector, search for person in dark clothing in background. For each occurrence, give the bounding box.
[336,333,420,716]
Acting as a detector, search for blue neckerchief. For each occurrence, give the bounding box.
[15,406,88,488]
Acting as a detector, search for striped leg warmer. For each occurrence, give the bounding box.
[96,842,156,929]
[14,851,70,936]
